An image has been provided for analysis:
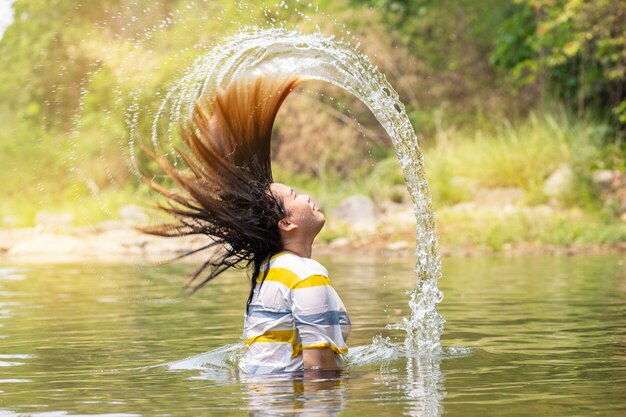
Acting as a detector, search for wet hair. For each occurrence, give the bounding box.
[141,75,301,302]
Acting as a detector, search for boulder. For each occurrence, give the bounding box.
[330,195,378,233]
[386,241,409,251]
[590,170,626,214]
[543,165,574,199]
[591,170,614,190]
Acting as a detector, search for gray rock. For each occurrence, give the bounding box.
[543,165,574,199]
[592,170,614,190]
[386,241,409,251]
[330,195,378,233]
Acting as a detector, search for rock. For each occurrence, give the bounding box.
[330,195,378,233]
[543,165,574,199]
[386,241,409,251]
[34,211,74,230]
[589,170,626,214]
[592,170,614,190]
[119,205,149,224]
[8,234,82,256]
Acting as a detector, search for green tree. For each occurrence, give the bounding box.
[491,0,626,129]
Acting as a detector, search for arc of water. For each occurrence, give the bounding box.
[146,28,444,354]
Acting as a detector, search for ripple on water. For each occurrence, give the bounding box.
[135,28,444,354]
[0,412,141,417]
[0,268,25,281]
[0,354,34,368]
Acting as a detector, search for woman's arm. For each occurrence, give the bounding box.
[303,347,338,370]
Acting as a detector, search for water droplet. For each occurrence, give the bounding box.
[78,27,445,355]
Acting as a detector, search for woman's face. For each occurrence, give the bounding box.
[270,183,325,237]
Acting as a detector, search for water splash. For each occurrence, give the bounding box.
[136,28,445,354]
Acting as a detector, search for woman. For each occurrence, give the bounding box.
[143,75,350,375]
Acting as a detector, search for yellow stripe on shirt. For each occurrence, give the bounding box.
[245,329,296,346]
[302,342,348,355]
[245,329,302,358]
[294,275,332,289]
[258,271,332,289]
[256,268,302,288]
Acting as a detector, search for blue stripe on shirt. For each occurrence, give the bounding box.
[295,311,351,327]
[247,306,291,320]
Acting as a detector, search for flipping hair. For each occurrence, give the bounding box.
[142,75,301,300]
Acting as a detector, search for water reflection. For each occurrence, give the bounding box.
[403,356,445,417]
[166,346,347,415]
[241,371,347,417]
[347,334,447,417]
[1,257,622,415]
[0,411,139,417]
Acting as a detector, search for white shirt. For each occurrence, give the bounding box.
[240,252,351,375]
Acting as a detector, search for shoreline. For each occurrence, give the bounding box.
[1,222,624,264]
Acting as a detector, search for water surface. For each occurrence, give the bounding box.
[0,255,624,416]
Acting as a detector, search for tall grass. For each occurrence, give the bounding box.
[424,108,616,209]
[2,105,624,253]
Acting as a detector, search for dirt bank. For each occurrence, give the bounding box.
[1,220,624,264]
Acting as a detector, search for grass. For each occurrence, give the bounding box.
[276,107,626,249]
[436,207,626,251]
[1,106,624,252]
[423,108,617,208]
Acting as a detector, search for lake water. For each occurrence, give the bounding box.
[0,254,624,416]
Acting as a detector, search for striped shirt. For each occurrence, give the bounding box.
[240,252,351,375]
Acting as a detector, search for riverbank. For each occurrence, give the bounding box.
[2,215,624,264]
[3,165,626,264]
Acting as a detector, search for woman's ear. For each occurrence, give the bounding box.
[278,218,298,232]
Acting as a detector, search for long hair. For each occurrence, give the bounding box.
[142,75,302,300]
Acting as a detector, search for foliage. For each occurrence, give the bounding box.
[356,0,527,133]
[0,0,623,251]
[491,0,626,130]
